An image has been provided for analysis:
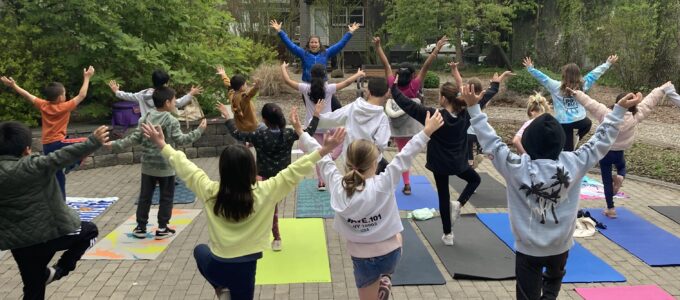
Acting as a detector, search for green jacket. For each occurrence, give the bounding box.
[112,110,204,177]
[0,135,101,250]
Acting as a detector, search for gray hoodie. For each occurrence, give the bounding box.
[112,110,204,177]
[469,104,625,257]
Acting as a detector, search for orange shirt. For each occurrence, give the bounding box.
[33,98,78,144]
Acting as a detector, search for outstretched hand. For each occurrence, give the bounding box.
[314,99,325,117]
[198,118,207,131]
[355,68,365,78]
[522,57,534,68]
[190,85,203,96]
[447,61,459,70]
[1,76,17,88]
[83,66,95,79]
[281,61,289,69]
[492,71,515,83]
[215,102,231,119]
[320,128,345,157]
[423,110,444,137]
[372,36,381,45]
[607,54,619,64]
[617,92,643,109]
[270,19,283,32]
[564,87,580,96]
[290,106,303,135]
[108,80,120,93]
[435,35,449,51]
[93,125,110,145]
[460,84,484,107]
[215,65,226,77]
[141,122,166,149]
[348,22,360,33]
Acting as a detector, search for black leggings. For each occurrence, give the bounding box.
[561,118,592,151]
[516,251,569,300]
[433,168,481,234]
[467,134,481,160]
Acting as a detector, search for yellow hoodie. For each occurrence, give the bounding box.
[161,144,321,258]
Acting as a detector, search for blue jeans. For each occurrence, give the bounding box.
[599,150,626,208]
[351,247,402,288]
[193,244,260,300]
[42,141,67,200]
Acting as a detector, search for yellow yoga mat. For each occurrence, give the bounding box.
[255,218,332,285]
[82,209,201,260]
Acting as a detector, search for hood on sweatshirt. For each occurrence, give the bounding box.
[354,98,385,125]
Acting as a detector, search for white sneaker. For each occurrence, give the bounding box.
[441,233,454,246]
[573,133,580,149]
[450,200,461,225]
[271,239,282,251]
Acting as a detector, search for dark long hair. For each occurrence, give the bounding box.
[309,64,326,103]
[560,63,583,96]
[396,62,415,87]
[261,103,286,129]
[214,145,257,222]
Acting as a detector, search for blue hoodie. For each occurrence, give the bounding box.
[527,62,611,124]
[278,30,353,82]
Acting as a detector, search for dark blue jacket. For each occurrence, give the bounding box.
[278,30,353,82]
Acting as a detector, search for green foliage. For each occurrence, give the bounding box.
[423,71,440,89]
[506,69,559,95]
[0,0,275,125]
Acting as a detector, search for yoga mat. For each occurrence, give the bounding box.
[391,219,446,286]
[295,179,334,218]
[449,173,507,208]
[650,206,680,226]
[478,213,626,283]
[135,179,196,205]
[395,175,440,211]
[586,207,680,266]
[255,218,331,285]
[415,215,515,280]
[66,197,118,222]
[82,209,201,260]
[580,176,628,200]
[576,285,675,300]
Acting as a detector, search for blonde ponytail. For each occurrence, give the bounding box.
[342,140,379,198]
[342,169,366,198]
[527,92,551,118]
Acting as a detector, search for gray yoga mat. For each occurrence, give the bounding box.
[449,173,507,208]
[650,206,680,225]
[391,219,446,286]
[415,215,515,280]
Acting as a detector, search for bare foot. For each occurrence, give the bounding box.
[613,175,624,194]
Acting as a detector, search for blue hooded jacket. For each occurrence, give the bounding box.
[278,30,353,82]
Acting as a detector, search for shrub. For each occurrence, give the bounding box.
[252,63,285,97]
[331,69,344,78]
[423,71,440,88]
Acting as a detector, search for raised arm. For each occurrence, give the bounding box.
[373,36,392,77]
[390,82,434,124]
[216,66,231,89]
[478,71,513,109]
[523,57,561,94]
[336,68,365,90]
[33,126,107,172]
[71,66,95,105]
[280,61,300,90]
[225,118,258,144]
[572,89,610,121]
[271,20,305,58]
[175,86,202,108]
[634,83,667,122]
[583,55,617,92]
[242,79,261,103]
[448,62,463,89]
[318,104,350,129]
[169,119,206,146]
[416,36,448,82]
[326,22,359,57]
[110,128,143,151]
[1,76,38,105]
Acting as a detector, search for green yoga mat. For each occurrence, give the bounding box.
[295,179,334,218]
[255,218,332,285]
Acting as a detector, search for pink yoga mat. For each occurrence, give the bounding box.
[576,285,674,300]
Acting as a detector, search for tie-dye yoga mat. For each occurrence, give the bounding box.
[66,197,118,222]
[580,176,628,200]
[82,209,201,260]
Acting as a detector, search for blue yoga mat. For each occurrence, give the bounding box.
[478,213,626,283]
[135,179,196,205]
[295,179,334,218]
[395,175,439,211]
[67,197,118,222]
[586,207,680,266]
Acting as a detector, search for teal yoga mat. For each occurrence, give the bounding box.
[295,179,334,218]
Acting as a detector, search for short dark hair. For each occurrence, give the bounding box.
[230,74,247,91]
[261,103,286,129]
[0,121,32,157]
[43,82,65,102]
[152,86,176,108]
[151,70,170,88]
[367,77,388,97]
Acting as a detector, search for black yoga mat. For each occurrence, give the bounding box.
[391,219,446,286]
[650,206,680,225]
[415,215,515,280]
[449,173,507,208]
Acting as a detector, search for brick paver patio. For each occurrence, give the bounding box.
[2,149,680,300]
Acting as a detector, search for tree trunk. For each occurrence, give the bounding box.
[454,29,465,66]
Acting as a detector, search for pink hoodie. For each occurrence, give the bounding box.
[574,87,666,151]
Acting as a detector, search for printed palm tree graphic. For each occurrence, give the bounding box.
[519,167,571,224]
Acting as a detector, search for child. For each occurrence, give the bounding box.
[375,36,444,194]
[315,110,443,300]
[390,72,508,246]
[1,67,95,200]
[523,55,618,150]
[513,93,552,154]
[0,122,108,299]
[460,83,641,300]
[139,118,344,300]
[108,70,202,116]
[281,61,364,190]
[317,77,391,174]
[216,66,263,132]
[108,86,206,239]
[573,82,672,218]
[217,101,324,251]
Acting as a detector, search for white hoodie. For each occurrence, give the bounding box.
[317,98,391,159]
[306,131,430,243]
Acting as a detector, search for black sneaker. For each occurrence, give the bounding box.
[132,225,147,239]
[45,266,65,285]
[155,227,176,240]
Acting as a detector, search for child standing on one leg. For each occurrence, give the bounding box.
[461,83,641,300]
[0,122,108,300]
[573,81,673,218]
[513,93,552,154]
[316,110,444,300]
[1,67,95,200]
[217,101,323,251]
[107,87,206,239]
